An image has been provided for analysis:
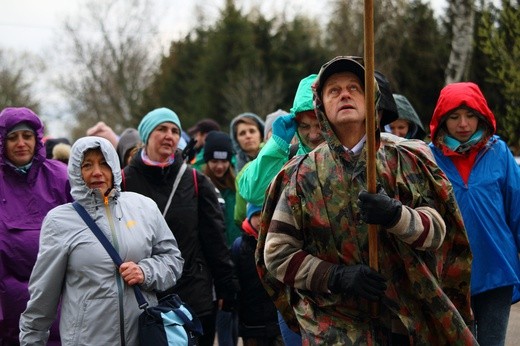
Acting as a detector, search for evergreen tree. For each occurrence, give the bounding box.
[478,1,520,152]
[140,29,211,129]
[145,0,325,130]
[393,0,450,130]
[325,0,365,56]
[324,0,448,132]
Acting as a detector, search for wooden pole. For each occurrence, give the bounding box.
[364,0,379,318]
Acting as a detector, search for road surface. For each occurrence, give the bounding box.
[506,302,520,345]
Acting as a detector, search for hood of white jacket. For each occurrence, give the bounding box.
[68,136,122,205]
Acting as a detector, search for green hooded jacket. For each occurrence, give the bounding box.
[385,94,426,140]
[237,74,317,206]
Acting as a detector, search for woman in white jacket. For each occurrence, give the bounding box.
[19,136,184,345]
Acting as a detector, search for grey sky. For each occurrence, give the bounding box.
[0,0,448,54]
[0,0,447,137]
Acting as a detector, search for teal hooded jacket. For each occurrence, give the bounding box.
[237,74,317,206]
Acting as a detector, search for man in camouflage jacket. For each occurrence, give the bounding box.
[256,56,476,345]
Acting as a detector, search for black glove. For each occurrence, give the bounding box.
[327,264,387,301]
[358,187,402,228]
[181,137,197,161]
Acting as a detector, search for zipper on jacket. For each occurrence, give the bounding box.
[463,139,492,189]
[104,198,127,346]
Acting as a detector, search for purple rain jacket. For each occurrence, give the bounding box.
[0,107,72,345]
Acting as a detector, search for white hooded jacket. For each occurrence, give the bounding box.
[20,136,184,345]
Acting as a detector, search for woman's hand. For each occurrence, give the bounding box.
[119,261,145,286]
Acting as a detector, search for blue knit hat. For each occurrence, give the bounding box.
[138,108,182,144]
[246,203,262,221]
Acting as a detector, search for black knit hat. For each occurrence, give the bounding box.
[203,131,233,163]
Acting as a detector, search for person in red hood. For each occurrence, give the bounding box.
[429,82,520,346]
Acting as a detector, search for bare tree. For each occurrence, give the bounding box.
[445,0,475,83]
[0,48,43,112]
[52,0,163,138]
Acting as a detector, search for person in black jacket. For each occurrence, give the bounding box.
[123,107,239,346]
[232,203,282,346]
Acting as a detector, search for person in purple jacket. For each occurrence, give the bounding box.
[0,107,72,345]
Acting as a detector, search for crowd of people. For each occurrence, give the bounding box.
[1,55,519,346]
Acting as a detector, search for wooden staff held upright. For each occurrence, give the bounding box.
[364,0,379,318]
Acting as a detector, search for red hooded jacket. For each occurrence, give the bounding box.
[430,82,496,183]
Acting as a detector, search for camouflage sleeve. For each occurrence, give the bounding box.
[386,205,446,251]
[263,188,333,293]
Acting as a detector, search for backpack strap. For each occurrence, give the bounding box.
[72,201,149,309]
[162,162,187,217]
[192,168,198,197]
[121,168,126,191]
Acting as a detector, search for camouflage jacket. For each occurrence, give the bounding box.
[256,133,476,345]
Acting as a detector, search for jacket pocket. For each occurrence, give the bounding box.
[69,296,120,345]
